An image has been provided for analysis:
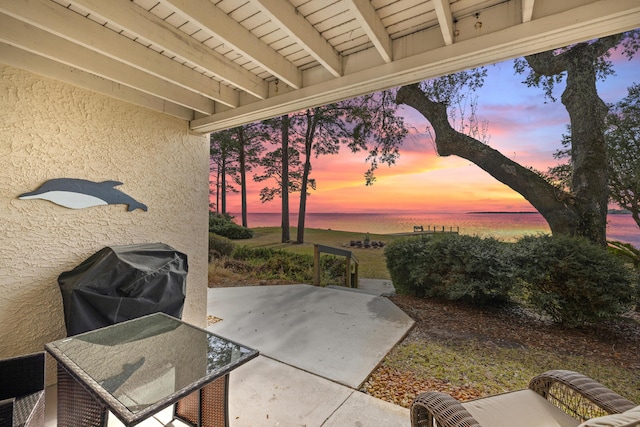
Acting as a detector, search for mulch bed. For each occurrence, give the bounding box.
[389,295,640,368]
[361,294,640,407]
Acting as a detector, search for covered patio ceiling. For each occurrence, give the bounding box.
[1,0,639,134]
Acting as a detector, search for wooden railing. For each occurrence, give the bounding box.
[413,225,460,233]
[313,244,359,288]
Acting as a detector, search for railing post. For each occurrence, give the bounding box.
[345,254,351,288]
[313,244,358,288]
[353,262,359,288]
[313,244,320,286]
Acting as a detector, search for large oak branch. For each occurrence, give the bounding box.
[526,34,622,76]
[396,84,580,235]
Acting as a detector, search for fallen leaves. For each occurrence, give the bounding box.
[207,315,222,325]
[361,365,483,408]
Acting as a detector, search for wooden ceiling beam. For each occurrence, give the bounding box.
[251,0,343,77]
[66,0,267,100]
[433,0,455,45]
[0,0,236,108]
[160,0,302,90]
[522,0,535,22]
[343,0,393,62]
[0,13,215,114]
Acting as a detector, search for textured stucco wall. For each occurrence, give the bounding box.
[0,66,209,372]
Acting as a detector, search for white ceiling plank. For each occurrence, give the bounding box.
[433,0,454,45]
[0,13,216,115]
[160,0,302,89]
[251,0,343,77]
[522,0,535,22]
[343,0,393,62]
[66,0,267,100]
[192,0,640,133]
[0,0,239,108]
[0,43,193,120]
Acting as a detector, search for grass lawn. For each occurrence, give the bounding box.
[239,226,403,279]
[369,295,640,408]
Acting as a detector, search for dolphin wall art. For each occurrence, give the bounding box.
[18,178,148,211]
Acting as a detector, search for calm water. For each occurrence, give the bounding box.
[239,212,640,247]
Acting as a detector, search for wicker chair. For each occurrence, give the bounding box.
[411,370,637,427]
[0,352,45,427]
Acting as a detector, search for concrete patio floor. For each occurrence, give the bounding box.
[45,282,414,426]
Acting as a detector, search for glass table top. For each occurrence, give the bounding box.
[46,313,258,417]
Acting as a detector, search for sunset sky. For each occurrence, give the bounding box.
[219,51,639,216]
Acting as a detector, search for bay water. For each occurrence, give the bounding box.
[240,212,639,247]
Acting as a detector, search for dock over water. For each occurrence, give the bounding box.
[389,225,460,236]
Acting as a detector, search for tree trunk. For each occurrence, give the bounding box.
[238,127,248,227]
[296,155,310,244]
[396,85,581,236]
[220,157,227,214]
[297,111,316,243]
[563,60,609,245]
[524,36,620,245]
[281,115,291,243]
[215,168,220,213]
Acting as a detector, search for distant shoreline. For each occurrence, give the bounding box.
[467,209,631,215]
[467,211,539,214]
[469,211,632,215]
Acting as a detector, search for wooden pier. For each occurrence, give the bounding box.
[389,225,459,236]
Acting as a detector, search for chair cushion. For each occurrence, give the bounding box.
[578,406,640,427]
[462,389,579,427]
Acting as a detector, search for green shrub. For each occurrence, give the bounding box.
[513,235,635,326]
[222,258,254,274]
[255,253,311,281]
[321,256,348,286]
[229,246,345,286]
[384,236,429,295]
[385,234,514,305]
[208,233,235,261]
[209,212,253,239]
[232,245,273,261]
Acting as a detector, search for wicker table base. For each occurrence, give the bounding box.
[175,376,228,427]
[56,365,229,427]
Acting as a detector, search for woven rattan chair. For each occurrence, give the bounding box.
[0,352,45,427]
[411,370,637,427]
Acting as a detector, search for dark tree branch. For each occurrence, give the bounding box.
[396,84,581,236]
[526,34,622,75]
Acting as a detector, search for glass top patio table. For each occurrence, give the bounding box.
[46,312,258,426]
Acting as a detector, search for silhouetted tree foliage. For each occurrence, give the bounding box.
[254,115,304,242]
[210,124,266,225]
[607,83,640,231]
[209,130,237,214]
[255,92,407,243]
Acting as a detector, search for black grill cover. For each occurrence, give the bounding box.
[58,243,188,336]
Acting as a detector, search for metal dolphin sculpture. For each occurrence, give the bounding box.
[18,178,148,211]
